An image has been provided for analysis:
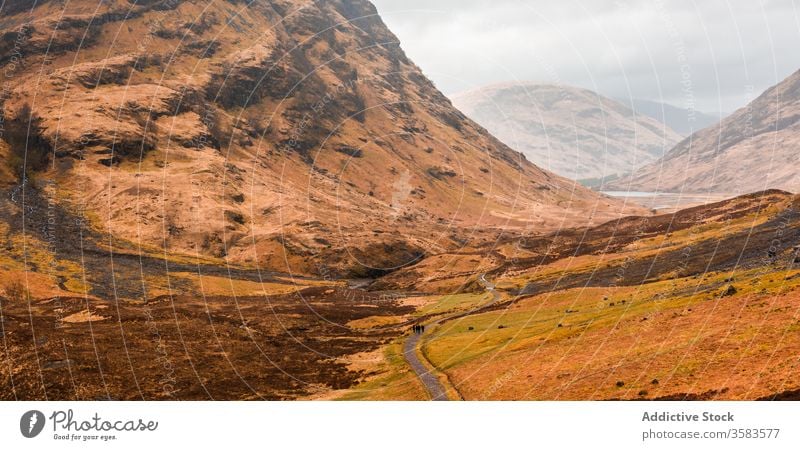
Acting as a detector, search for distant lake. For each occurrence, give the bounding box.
[601,191,668,198]
[600,191,735,212]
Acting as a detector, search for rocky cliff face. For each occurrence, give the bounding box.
[0,0,643,276]
[612,70,800,194]
[452,83,682,181]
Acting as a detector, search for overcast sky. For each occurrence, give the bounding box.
[371,0,800,114]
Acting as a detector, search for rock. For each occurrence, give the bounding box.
[722,285,738,297]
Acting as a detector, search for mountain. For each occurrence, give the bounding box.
[451,83,682,181]
[611,70,800,194]
[0,0,643,280]
[621,98,721,136]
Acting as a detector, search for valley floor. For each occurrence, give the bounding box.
[342,190,800,400]
[2,190,800,400]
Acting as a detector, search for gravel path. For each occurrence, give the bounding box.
[402,273,501,401]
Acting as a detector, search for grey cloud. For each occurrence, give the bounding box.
[372,0,800,114]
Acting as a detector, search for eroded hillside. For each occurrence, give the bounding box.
[0,0,643,279]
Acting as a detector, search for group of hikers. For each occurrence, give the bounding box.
[412,324,425,334]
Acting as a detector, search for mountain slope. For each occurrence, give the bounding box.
[622,98,721,137]
[0,0,643,278]
[612,70,800,194]
[451,83,682,181]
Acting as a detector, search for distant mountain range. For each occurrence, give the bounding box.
[451,83,682,182]
[619,98,722,137]
[609,70,800,194]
